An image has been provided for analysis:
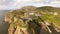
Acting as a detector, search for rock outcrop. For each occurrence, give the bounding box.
[4,6,60,34]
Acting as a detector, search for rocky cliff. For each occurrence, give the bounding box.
[4,6,60,34]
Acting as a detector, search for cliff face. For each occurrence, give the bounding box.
[5,6,60,34]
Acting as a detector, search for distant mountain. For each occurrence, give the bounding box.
[20,6,37,12]
[35,6,60,13]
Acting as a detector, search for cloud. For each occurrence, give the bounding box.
[0,0,60,10]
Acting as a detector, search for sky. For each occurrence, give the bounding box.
[0,0,60,10]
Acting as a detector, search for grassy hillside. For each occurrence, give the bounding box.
[5,6,60,34]
[35,6,60,27]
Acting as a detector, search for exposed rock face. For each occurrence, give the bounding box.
[4,6,60,34]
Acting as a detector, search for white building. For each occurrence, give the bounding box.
[53,12,58,15]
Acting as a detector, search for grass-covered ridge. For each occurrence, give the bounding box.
[35,6,60,27]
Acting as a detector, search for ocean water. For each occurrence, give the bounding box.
[0,10,9,34]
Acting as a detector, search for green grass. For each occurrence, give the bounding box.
[39,13,60,26]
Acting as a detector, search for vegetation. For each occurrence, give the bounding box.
[5,6,60,34]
